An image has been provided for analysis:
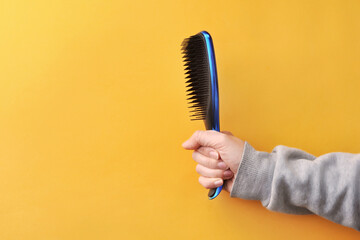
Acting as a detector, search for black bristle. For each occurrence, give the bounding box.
[181,33,211,121]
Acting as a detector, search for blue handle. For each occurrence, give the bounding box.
[208,185,223,199]
[200,31,222,200]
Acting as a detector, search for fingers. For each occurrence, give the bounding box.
[183,130,236,191]
[199,176,223,189]
[192,151,228,170]
[196,164,233,179]
[182,130,226,150]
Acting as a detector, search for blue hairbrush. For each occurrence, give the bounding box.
[181,31,222,200]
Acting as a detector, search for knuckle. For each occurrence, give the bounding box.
[222,130,233,136]
[221,133,228,141]
[194,130,202,139]
[192,151,198,160]
[193,152,204,164]
[220,134,228,144]
[195,164,201,174]
[199,177,210,189]
[198,176,203,184]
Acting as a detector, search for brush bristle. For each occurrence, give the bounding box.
[181,33,211,121]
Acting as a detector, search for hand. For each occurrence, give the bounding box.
[182,130,245,192]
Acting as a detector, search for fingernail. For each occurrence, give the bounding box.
[217,161,227,169]
[224,170,233,177]
[209,151,218,159]
[214,180,222,186]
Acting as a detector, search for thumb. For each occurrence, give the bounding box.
[182,130,225,150]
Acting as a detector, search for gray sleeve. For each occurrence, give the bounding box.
[230,141,360,231]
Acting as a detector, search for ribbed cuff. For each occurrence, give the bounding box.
[230,141,275,206]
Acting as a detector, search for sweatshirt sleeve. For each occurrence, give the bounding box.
[230,141,360,231]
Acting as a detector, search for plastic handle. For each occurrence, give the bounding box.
[201,31,222,200]
[208,185,222,200]
[207,130,222,200]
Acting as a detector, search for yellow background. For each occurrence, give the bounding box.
[0,0,360,239]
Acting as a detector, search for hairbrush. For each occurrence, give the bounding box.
[181,31,222,200]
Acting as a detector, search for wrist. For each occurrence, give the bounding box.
[230,141,275,206]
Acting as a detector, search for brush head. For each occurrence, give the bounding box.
[181,33,210,121]
[181,31,219,130]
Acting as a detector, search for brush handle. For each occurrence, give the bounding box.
[207,129,222,200]
[208,185,223,199]
[201,31,223,200]
[202,31,222,200]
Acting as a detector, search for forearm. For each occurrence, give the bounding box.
[230,141,360,230]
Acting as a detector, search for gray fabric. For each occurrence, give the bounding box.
[230,141,360,231]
